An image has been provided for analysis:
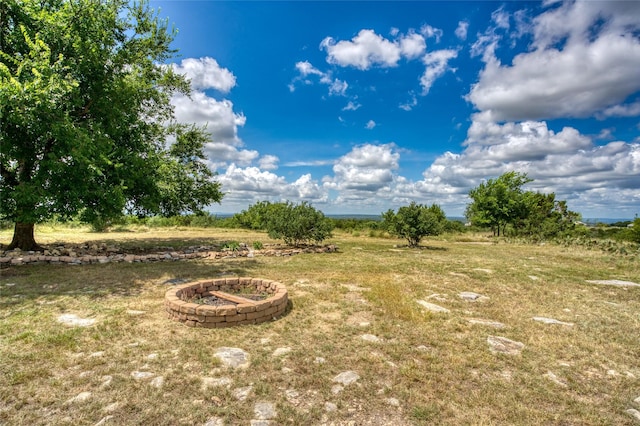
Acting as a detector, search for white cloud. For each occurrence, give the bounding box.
[324,144,399,192]
[171,57,236,93]
[468,1,640,122]
[342,101,361,111]
[365,120,376,129]
[420,49,458,94]
[320,29,426,70]
[420,25,443,43]
[329,79,349,96]
[416,119,640,215]
[258,155,279,171]
[172,92,246,145]
[295,60,324,77]
[399,31,427,59]
[217,165,327,205]
[455,21,469,41]
[399,93,418,111]
[218,164,288,197]
[204,142,258,170]
[599,101,640,119]
[291,61,348,97]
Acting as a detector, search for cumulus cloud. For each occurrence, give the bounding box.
[258,155,279,171]
[342,101,361,111]
[416,119,640,215]
[171,57,236,93]
[172,92,246,145]
[468,1,640,122]
[420,25,443,43]
[320,29,426,70]
[365,120,376,130]
[295,60,324,77]
[323,144,399,193]
[400,31,428,59]
[203,142,258,170]
[420,49,458,94]
[455,21,469,40]
[290,61,349,96]
[217,165,327,205]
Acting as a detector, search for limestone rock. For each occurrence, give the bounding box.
[585,280,640,288]
[468,319,506,328]
[360,334,382,343]
[58,314,95,327]
[459,292,488,301]
[215,347,250,369]
[66,391,92,404]
[254,402,276,420]
[131,371,154,380]
[332,371,360,386]
[272,347,292,357]
[532,317,574,326]
[487,336,524,355]
[416,300,450,313]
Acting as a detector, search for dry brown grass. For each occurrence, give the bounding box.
[1,226,639,425]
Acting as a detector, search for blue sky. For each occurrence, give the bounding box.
[151,0,640,218]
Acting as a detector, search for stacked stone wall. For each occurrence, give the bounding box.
[164,278,288,328]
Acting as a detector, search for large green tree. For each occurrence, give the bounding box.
[382,202,446,248]
[466,171,580,238]
[0,0,222,250]
[465,171,532,236]
[517,192,580,239]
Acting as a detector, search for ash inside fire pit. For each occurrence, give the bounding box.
[192,292,268,306]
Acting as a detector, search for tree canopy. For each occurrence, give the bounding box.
[465,171,580,238]
[465,171,532,236]
[235,201,334,246]
[0,0,222,249]
[382,202,446,247]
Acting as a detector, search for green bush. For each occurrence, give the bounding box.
[382,202,447,247]
[627,217,640,243]
[236,201,333,246]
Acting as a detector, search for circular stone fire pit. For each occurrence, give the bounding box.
[164,278,288,328]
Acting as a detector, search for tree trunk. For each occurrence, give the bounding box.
[7,222,43,251]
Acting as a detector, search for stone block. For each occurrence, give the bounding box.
[254,301,270,312]
[179,303,199,315]
[204,315,227,323]
[216,306,238,316]
[237,304,257,314]
[225,313,247,322]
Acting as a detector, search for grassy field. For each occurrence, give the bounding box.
[1,226,639,425]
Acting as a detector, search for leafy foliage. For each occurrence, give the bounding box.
[0,0,222,249]
[381,202,447,247]
[235,201,333,246]
[516,192,581,240]
[465,171,581,239]
[465,171,532,236]
[628,217,640,243]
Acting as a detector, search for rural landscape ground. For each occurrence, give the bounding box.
[1,226,639,425]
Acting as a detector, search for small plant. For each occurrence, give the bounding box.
[222,241,240,251]
[252,241,263,250]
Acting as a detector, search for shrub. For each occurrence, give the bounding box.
[237,201,333,246]
[264,201,333,246]
[382,202,447,247]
